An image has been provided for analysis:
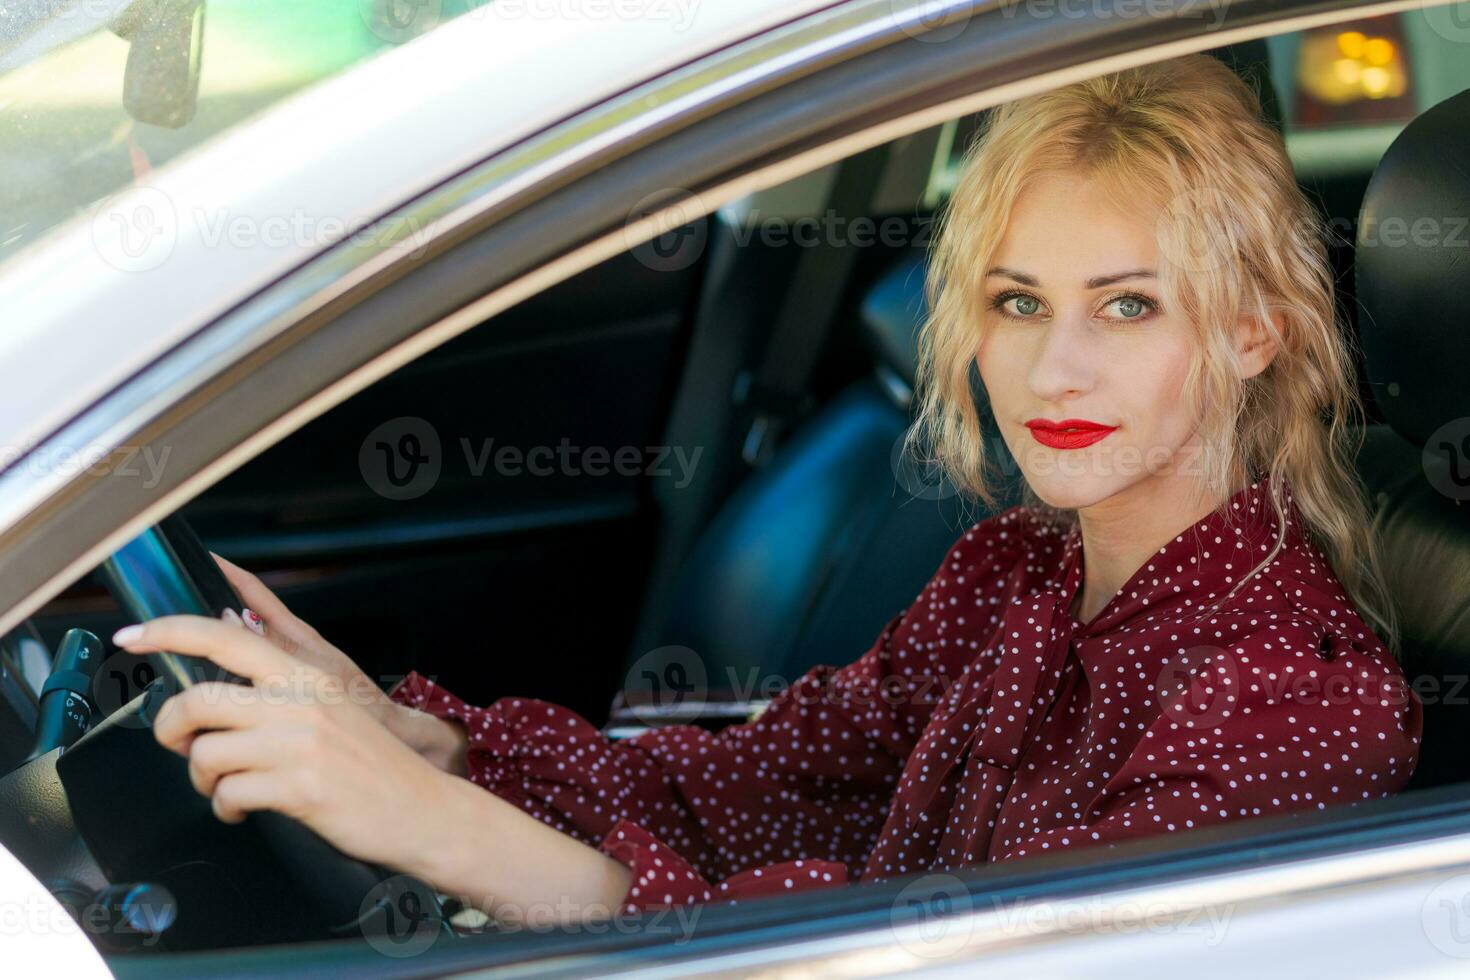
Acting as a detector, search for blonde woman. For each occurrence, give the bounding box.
[111,53,1422,922]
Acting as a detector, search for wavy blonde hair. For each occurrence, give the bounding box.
[907,52,1399,654]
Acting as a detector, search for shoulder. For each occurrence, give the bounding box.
[1196,541,1417,754]
[946,503,1058,565]
[1218,530,1391,668]
[926,504,1072,600]
[1153,513,1414,722]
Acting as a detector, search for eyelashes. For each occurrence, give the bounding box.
[985,289,1163,324]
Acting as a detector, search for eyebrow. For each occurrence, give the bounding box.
[986,267,1157,289]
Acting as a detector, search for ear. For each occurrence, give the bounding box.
[1235,305,1282,381]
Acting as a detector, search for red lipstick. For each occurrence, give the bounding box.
[1023,418,1118,450]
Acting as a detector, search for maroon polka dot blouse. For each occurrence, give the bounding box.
[389,478,1422,914]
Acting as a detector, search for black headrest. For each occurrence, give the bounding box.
[1355,87,1470,446]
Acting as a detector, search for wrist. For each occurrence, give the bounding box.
[384,702,470,775]
[408,773,635,923]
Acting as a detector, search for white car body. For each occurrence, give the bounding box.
[0,845,111,978]
[2,0,1470,975]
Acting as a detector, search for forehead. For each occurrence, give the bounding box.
[993,172,1163,277]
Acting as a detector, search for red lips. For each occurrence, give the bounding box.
[1023,418,1118,450]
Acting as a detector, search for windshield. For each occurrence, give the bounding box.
[0,0,491,269]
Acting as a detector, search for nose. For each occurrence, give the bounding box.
[1026,313,1097,404]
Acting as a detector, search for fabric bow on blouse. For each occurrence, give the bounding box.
[390,478,1422,913]
[900,585,1076,828]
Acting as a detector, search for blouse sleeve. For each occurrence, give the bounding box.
[987,623,1423,863]
[387,511,1032,913]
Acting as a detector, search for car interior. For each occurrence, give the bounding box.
[1,16,1468,964]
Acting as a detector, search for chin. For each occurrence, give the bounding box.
[1017,466,1135,512]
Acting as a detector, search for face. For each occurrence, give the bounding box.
[975,172,1202,512]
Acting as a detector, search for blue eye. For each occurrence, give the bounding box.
[988,290,1044,320]
[986,290,1160,323]
[1103,293,1157,320]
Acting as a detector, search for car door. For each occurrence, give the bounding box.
[7,0,1470,977]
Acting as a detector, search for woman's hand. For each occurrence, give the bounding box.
[211,554,468,775]
[111,615,633,923]
[112,615,456,873]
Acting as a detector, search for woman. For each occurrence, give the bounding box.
[112,53,1422,923]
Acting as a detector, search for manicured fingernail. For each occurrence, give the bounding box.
[242,608,266,635]
[112,625,144,646]
[221,608,243,626]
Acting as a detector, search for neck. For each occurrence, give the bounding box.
[1070,462,1246,624]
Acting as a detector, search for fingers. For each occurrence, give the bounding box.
[241,609,268,637]
[211,768,323,825]
[153,681,270,754]
[187,729,278,798]
[212,553,300,634]
[113,615,299,685]
[210,770,282,824]
[212,552,269,605]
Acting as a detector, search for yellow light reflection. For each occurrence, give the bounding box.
[1337,31,1366,59]
[1300,28,1408,104]
[1363,37,1395,66]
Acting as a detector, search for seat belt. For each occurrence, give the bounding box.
[732,142,896,467]
[617,141,902,677]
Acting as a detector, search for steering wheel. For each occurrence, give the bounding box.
[55,514,445,949]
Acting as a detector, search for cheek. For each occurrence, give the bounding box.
[1113,336,1195,435]
[975,330,1016,405]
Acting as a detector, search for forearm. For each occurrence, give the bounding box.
[410,770,633,925]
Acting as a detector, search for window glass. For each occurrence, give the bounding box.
[0,0,493,269]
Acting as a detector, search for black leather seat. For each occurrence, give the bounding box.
[1353,85,1470,790]
[642,257,1002,694]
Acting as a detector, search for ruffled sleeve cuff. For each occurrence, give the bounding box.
[597,820,850,914]
[386,670,521,795]
[388,669,476,720]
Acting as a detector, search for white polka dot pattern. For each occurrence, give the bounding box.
[389,479,1422,914]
